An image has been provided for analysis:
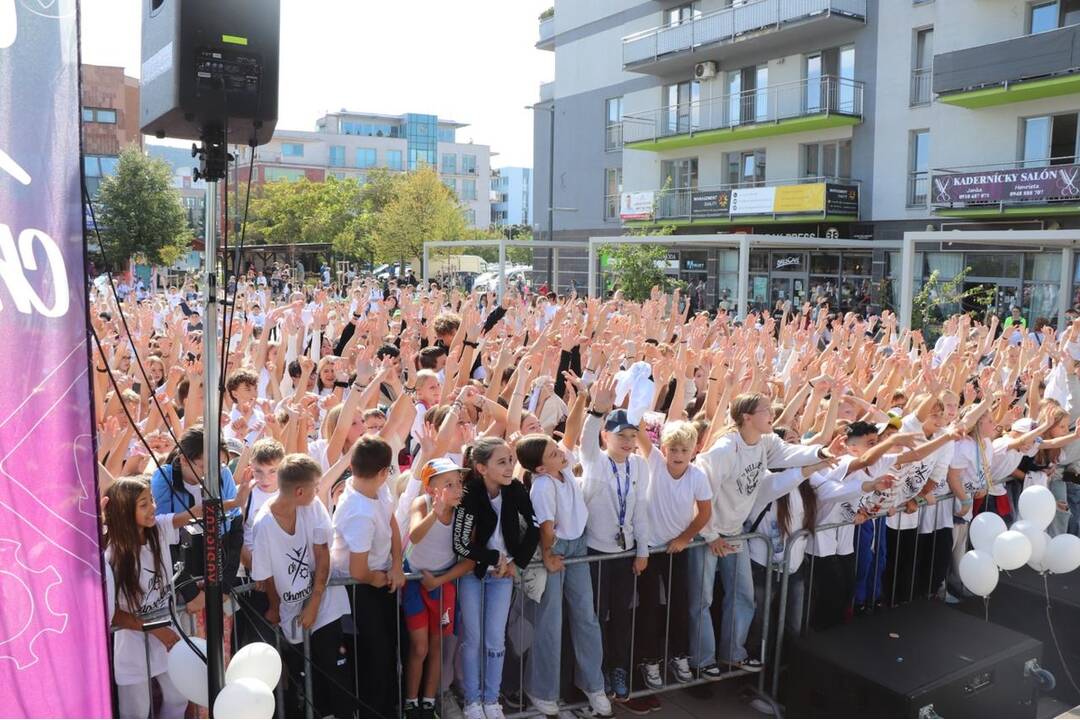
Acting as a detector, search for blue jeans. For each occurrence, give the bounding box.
[1049,479,1071,537]
[855,518,888,606]
[526,533,605,703]
[686,543,717,668]
[717,545,756,663]
[459,573,514,705]
[1066,482,1080,537]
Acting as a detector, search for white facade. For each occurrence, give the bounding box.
[491,167,533,227]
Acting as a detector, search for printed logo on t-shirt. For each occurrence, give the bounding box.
[282,545,313,604]
[137,566,167,615]
[736,460,764,496]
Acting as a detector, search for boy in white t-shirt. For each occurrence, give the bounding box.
[251,454,350,718]
[237,438,284,647]
[331,436,406,718]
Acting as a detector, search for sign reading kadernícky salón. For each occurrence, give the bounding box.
[932,164,1080,205]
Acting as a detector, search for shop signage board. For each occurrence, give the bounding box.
[683,258,707,271]
[931,165,1080,204]
[691,189,731,218]
[620,190,655,220]
[774,184,826,213]
[825,184,860,215]
[730,186,777,215]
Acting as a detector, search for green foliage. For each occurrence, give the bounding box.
[604,244,668,302]
[372,166,467,270]
[95,146,192,267]
[539,6,554,20]
[912,266,995,335]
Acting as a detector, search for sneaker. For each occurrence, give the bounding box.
[527,694,560,717]
[440,691,464,719]
[695,662,724,680]
[622,697,653,715]
[669,655,693,683]
[421,700,439,719]
[405,701,422,719]
[610,667,630,701]
[461,701,485,719]
[640,660,664,690]
[729,658,765,673]
[944,591,961,605]
[585,689,613,718]
[482,703,505,719]
[749,697,775,715]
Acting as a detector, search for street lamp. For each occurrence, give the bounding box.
[526,102,556,287]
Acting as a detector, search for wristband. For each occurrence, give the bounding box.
[464,340,479,349]
[334,381,350,389]
[587,409,605,418]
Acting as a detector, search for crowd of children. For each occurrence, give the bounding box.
[92,276,1080,718]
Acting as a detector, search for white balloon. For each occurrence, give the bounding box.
[1018,486,1056,530]
[959,549,999,597]
[213,678,275,720]
[1029,532,1053,573]
[992,530,1032,571]
[167,636,208,708]
[225,641,282,690]
[1046,533,1080,575]
[1011,521,1047,565]
[970,512,1007,551]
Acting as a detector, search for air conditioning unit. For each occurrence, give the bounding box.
[695,61,718,80]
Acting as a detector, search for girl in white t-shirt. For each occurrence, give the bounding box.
[516,434,611,718]
[103,476,193,719]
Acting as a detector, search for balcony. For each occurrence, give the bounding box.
[930,157,1080,218]
[934,24,1080,109]
[622,76,862,152]
[622,0,866,75]
[910,67,932,107]
[605,123,624,151]
[623,176,860,225]
[537,12,555,51]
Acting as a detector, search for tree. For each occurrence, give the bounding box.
[599,201,678,301]
[372,166,467,273]
[912,266,995,338]
[95,146,192,267]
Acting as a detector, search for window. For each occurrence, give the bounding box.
[462,154,478,174]
[666,2,700,25]
[1022,113,1079,166]
[660,158,697,218]
[802,141,852,179]
[281,143,305,158]
[264,167,305,182]
[83,154,120,178]
[444,178,457,194]
[461,179,477,201]
[464,209,477,226]
[908,130,929,206]
[725,150,765,186]
[605,97,624,151]
[663,80,700,135]
[441,154,457,173]
[1027,1,1080,33]
[604,167,623,221]
[387,150,403,171]
[356,147,377,168]
[329,145,346,167]
[341,121,399,137]
[911,28,933,106]
[437,127,456,143]
[805,46,856,114]
[726,65,769,125]
[81,107,117,124]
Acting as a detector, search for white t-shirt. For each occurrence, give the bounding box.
[107,517,179,685]
[530,468,588,541]
[331,484,395,575]
[645,447,712,547]
[405,496,456,572]
[251,499,349,644]
[243,486,278,553]
[950,437,993,519]
[487,492,508,558]
[990,436,1036,495]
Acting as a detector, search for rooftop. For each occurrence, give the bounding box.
[319,109,468,128]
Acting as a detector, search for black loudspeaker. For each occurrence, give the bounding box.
[140,0,279,145]
[959,567,1080,706]
[783,601,1044,718]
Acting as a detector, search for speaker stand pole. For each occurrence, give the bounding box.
[195,128,229,714]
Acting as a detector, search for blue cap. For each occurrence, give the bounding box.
[604,409,638,433]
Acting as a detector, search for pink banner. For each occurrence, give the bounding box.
[0,1,113,717]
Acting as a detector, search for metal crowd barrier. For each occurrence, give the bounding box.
[128,531,779,719]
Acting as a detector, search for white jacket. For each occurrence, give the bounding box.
[696,431,823,539]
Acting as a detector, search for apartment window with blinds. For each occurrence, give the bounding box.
[911,28,933,106]
[604,167,623,221]
[605,97,623,151]
[908,130,929,206]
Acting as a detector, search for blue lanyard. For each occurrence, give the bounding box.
[609,457,630,528]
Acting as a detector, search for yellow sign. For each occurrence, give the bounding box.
[773,183,826,213]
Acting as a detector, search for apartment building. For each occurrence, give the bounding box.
[146,144,207,237]
[236,110,492,228]
[535,0,1080,324]
[81,64,141,197]
[491,167,533,226]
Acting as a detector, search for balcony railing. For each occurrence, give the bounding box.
[622,76,863,145]
[538,15,555,47]
[539,81,555,103]
[930,156,1080,208]
[622,0,866,67]
[605,123,624,151]
[647,175,857,220]
[910,67,932,107]
[907,172,928,207]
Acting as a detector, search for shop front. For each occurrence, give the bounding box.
[746,249,876,313]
